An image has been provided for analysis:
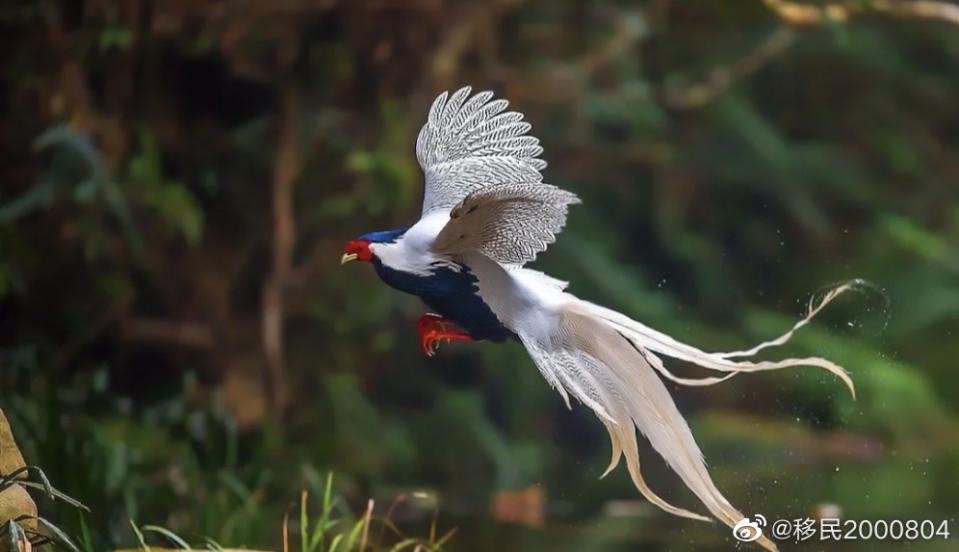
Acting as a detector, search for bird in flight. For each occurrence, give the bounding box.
[341,87,856,552]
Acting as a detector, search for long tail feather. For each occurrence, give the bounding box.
[579,281,860,398]
[567,304,780,551]
[514,279,858,552]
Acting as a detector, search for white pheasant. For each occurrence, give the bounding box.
[341,86,857,552]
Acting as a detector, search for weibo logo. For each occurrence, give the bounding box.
[733,515,767,542]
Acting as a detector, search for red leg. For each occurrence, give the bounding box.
[416,313,474,357]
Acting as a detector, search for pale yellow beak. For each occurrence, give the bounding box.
[340,253,358,265]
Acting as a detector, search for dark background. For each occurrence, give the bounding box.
[1,1,957,551]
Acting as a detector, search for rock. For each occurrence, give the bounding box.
[0,483,38,530]
[0,408,37,536]
[0,409,27,478]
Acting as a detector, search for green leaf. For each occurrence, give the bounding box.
[142,183,205,245]
[99,26,133,51]
[881,214,952,266]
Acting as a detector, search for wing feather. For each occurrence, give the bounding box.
[416,87,548,216]
[433,182,580,265]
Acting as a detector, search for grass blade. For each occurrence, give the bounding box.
[34,516,81,552]
[433,527,457,549]
[344,519,365,551]
[141,525,190,550]
[300,490,309,552]
[129,520,150,552]
[78,512,94,552]
[388,538,426,552]
[6,520,22,552]
[0,466,30,489]
[23,530,54,548]
[27,466,54,499]
[18,481,90,511]
[358,500,373,552]
[319,473,333,552]
[378,519,404,540]
[283,504,291,552]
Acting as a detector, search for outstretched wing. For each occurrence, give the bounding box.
[433,182,580,266]
[416,86,547,216]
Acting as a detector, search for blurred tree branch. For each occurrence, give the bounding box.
[120,318,214,349]
[262,84,302,415]
[53,300,129,370]
[431,1,509,85]
[761,0,959,27]
[665,28,796,109]
[576,11,649,75]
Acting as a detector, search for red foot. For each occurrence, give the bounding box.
[416,313,474,357]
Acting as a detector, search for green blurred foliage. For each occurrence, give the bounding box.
[0,1,957,551]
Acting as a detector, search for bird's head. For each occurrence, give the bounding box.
[340,227,409,265]
[340,239,372,265]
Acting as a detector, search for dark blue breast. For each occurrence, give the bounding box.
[372,259,515,342]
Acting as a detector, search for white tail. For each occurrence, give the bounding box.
[519,282,860,552]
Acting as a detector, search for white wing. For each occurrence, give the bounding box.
[416,86,547,216]
[433,182,580,266]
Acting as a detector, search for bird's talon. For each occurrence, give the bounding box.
[416,314,474,356]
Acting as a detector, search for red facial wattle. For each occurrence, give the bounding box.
[341,240,372,264]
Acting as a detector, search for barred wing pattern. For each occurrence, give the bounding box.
[433,183,580,266]
[416,87,548,216]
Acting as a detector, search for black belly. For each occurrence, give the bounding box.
[372,259,515,342]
